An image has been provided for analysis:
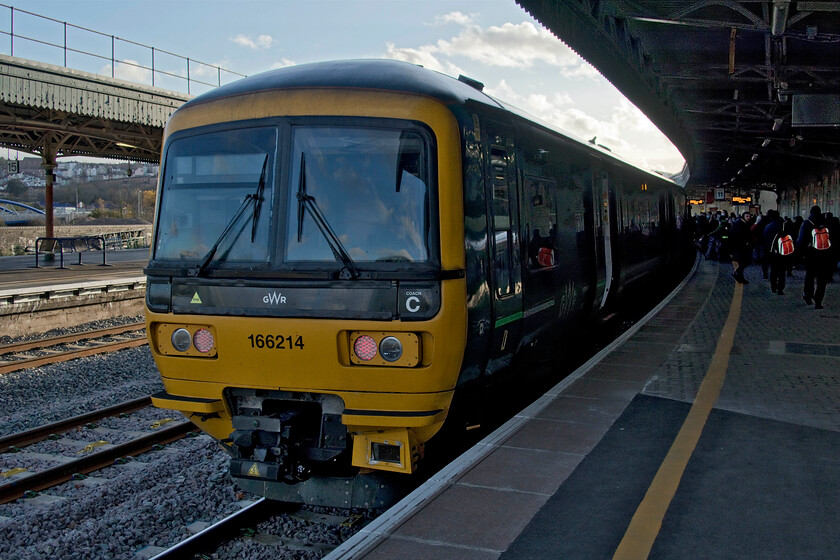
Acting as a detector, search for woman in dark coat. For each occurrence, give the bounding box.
[729,211,753,284]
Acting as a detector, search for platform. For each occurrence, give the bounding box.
[0,249,149,338]
[328,255,840,559]
[0,248,148,291]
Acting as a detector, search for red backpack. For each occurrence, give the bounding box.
[811,226,831,250]
[777,234,795,256]
[537,246,555,267]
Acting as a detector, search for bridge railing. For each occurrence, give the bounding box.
[0,3,246,95]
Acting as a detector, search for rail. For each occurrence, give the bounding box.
[0,420,196,504]
[34,236,110,268]
[0,3,246,95]
[0,396,151,453]
[0,322,147,376]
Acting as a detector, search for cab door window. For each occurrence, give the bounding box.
[490,146,514,297]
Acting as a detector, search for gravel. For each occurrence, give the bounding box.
[0,315,365,560]
[0,315,145,346]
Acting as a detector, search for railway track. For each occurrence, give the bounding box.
[149,498,367,559]
[0,397,197,505]
[0,321,147,375]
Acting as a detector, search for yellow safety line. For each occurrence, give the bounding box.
[613,282,744,560]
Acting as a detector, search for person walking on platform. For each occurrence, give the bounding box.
[797,205,832,309]
[729,211,753,284]
[764,209,793,295]
[752,212,771,279]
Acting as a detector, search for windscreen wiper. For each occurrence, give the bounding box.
[251,155,269,242]
[188,155,269,277]
[296,152,359,280]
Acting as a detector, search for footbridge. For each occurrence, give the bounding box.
[0,52,190,236]
[0,4,245,237]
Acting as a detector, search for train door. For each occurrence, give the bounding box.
[483,121,523,370]
[592,167,616,311]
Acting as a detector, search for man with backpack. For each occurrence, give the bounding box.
[763,209,793,295]
[797,205,832,309]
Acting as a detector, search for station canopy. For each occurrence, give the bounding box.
[517,1,840,192]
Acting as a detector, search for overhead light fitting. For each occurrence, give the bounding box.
[771,0,790,37]
[772,118,783,132]
[751,154,759,161]
[762,138,771,148]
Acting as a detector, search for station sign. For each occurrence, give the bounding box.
[732,196,752,203]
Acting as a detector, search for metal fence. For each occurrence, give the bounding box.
[0,3,246,95]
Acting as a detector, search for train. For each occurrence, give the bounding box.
[145,59,690,508]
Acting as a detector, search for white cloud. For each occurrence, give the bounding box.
[104,60,153,84]
[189,58,234,79]
[232,34,275,50]
[384,42,464,76]
[487,79,572,113]
[385,17,595,80]
[486,80,683,172]
[382,15,684,173]
[436,21,581,69]
[434,11,475,26]
[270,58,296,70]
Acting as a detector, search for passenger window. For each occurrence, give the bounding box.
[523,175,557,268]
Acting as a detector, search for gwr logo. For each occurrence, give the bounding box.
[263,291,287,305]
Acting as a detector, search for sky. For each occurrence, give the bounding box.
[3,0,685,173]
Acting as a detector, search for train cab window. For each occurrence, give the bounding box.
[154,127,276,264]
[285,126,431,264]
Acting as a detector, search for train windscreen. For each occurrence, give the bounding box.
[286,126,430,264]
[154,123,432,271]
[154,127,277,264]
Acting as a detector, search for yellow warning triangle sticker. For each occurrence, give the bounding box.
[247,463,260,477]
[190,292,202,304]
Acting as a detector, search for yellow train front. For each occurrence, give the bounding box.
[146,60,686,508]
[146,61,471,507]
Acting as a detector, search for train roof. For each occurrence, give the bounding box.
[182,59,504,110]
[181,59,683,187]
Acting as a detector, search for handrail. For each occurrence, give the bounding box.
[0,3,246,94]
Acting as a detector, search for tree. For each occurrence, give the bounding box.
[141,190,157,222]
[4,178,26,198]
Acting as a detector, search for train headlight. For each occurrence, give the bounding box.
[193,328,215,353]
[171,328,192,352]
[353,335,378,361]
[379,336,403,362]
[349,332,420,367]
[155,324,218,358]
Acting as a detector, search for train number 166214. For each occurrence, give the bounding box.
[247,334,305,350]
